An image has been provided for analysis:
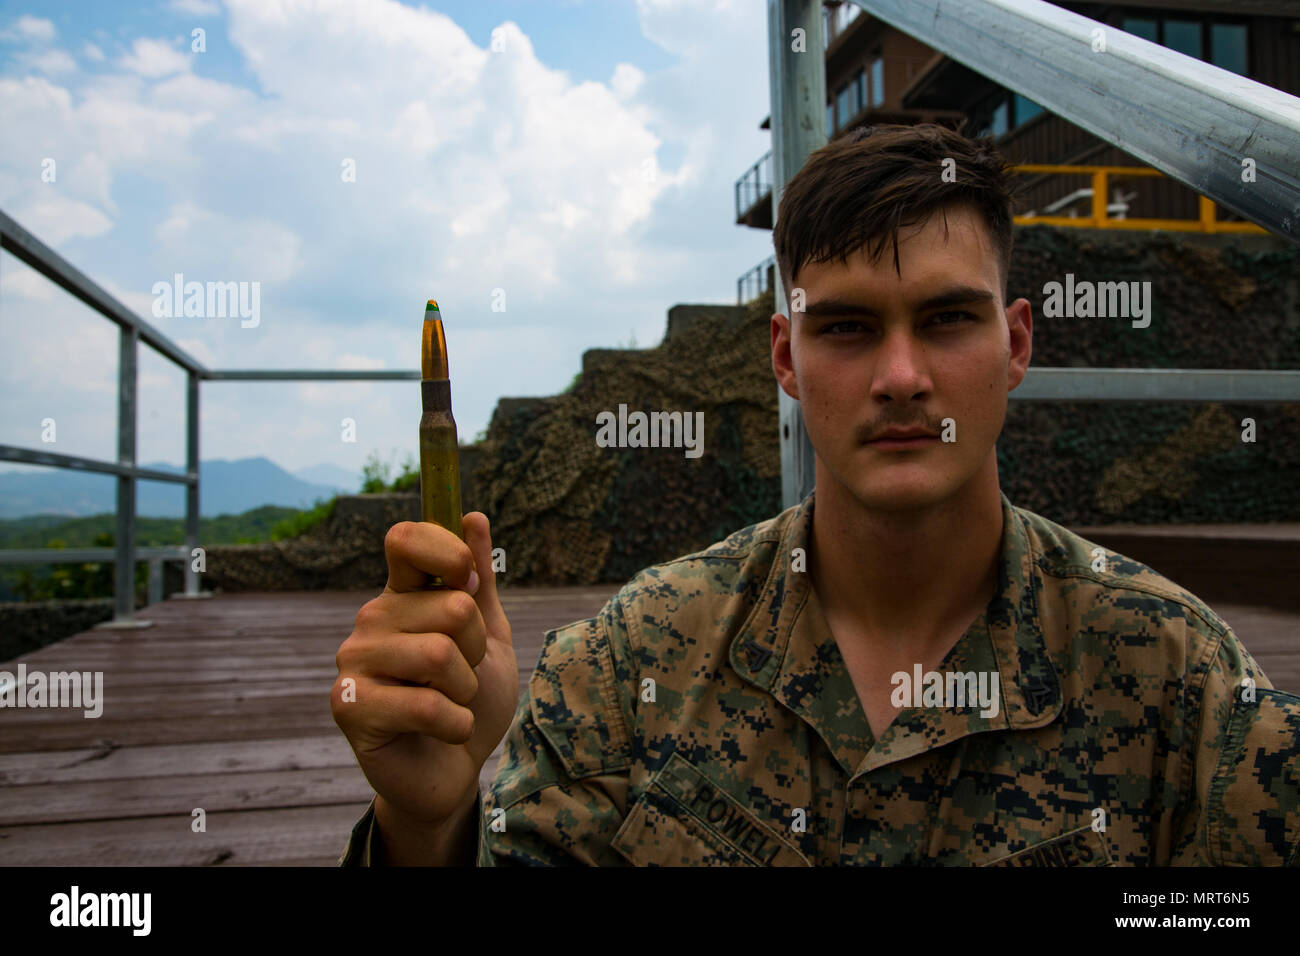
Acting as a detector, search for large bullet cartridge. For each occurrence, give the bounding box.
[419,299,464,587]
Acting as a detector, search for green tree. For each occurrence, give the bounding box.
[270,498,336,540]
[360,449,392,493]
[391,452,419,492]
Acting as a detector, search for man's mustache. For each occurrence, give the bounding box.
[857,418,942,443]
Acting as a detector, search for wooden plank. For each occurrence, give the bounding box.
[3,667,339,690]
[6,679,341,707]
[0,766,375,826]
[0,715,340,753]
[253,856,341,867]
[0,803,375,866]
[0,692,334,724]
[0,736,355,786]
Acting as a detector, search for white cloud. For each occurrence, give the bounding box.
[99,277,164,323]
[173,337,218,368]
[168,0,222,15]
[118,37,190,77]
[155,202,303,282]
[610,62,645,99]
[21,49,77,75]
[83,43,105,62]
[11,196,113,245]
[335,353,388,370]
[0,0,775,472]
[0,16,76,75]
[1,15,56,43]
[1,264,56,301]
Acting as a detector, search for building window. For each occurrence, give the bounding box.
[822,7,831,50]
[836,78,858,129]
[827,100,834,134]
[870,54,884,107]
[1122,17,1158,43]
[854,69,866,115]
[1012,92,1043,127]
[1122,15,1248,73]
[1164,19,1203,59]
[1211,23,1248,74]
[990,99,1009,138]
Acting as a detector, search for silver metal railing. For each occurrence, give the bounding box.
[0,208,419,629]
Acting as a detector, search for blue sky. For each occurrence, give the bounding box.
[0,0,775,507]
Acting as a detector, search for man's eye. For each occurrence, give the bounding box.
[823,321,867,335]
[931,311,975,326]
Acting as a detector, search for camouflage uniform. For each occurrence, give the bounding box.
[339,491,1300,866]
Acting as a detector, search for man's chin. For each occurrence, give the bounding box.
[850,476,950,513]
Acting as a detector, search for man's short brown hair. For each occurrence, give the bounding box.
[772,123,1018,302]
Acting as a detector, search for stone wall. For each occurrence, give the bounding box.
[0,599,113,662]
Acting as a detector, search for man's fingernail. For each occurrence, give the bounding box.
[467,569,480,595]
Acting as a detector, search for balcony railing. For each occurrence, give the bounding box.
[735,151,773,221]
[1012,165,1269,234]
[737,255,776,305]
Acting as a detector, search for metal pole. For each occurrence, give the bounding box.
[98,325,151,629]
[178,369,212,598]
[148,558,162,606]
[770,0,827,508]
[115,325,135,620]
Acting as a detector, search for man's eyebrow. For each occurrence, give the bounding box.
[801,285,997,317]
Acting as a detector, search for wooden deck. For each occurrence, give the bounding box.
[0,587,615,866]
[1,588,1296,866]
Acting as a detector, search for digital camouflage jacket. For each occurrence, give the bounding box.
[340,491,1300,866]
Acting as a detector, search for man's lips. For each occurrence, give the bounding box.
[873,429,935,442]
[864,427,940,450]
[867,428,937,442]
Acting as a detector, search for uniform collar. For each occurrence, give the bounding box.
[727,488,1063,778]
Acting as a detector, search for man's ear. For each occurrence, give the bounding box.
[1005,296,1033,391]
[772,310,799,400]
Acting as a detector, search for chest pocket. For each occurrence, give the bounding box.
[611,753,811,867]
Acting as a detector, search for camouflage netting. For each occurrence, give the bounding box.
[471,299,782,586]
[999,227,1300,526]
[471,226,1299,586]
[182,493,419,593]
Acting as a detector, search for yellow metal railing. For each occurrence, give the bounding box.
[1011,164,1267,235]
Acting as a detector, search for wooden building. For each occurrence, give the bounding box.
[735,1,1300,299]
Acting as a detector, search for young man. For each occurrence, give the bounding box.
[333,123,1299,866]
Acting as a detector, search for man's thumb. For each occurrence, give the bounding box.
[462,512,510,640]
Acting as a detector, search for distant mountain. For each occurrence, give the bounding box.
[293,463,359,494]
[0,457,351,519]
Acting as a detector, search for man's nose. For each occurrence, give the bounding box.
[872,329,932,402]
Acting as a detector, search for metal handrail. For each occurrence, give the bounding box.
[735,151,774,220]
[0,210,417,628]
[1012,164,1268,234]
